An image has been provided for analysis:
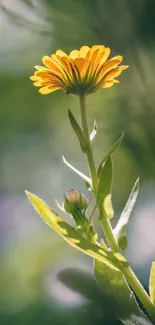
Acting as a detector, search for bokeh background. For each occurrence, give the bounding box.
[0,0,155,324]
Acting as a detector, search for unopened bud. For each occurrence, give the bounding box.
[64,189,88,214]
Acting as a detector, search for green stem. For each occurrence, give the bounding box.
[79,94,98,195]
[101,212,155,321]
[100,212,155,322]
[100,209,120,253]
[100,219,155,323]
[79,94,155,323]
[122,266,155,323]
[100,214,155,322]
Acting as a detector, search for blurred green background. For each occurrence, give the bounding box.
[0,0,155,324]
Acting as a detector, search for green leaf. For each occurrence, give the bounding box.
[62,155,92,187]
[68,109,88,153]
[149,262,155,305]
[100,239,108,251]
[97,156,114,218]
[116,225,127,251]
[94,260,152,325]
[97,132,124,177]
[55,199,65,212]
[26,191,126,271]
[113,178,139,250]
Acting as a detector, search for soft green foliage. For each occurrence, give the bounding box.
[68,109,88,153]
[116,225,127,251]
[114,178,139,250]
[97,156,114,219]
[26,103,155,323]
[26,190,155,324]
[149,262,155,305]
[26,191,123,271]
[94,260,152,325]
[1,1,155,325]
[26,106,155,324]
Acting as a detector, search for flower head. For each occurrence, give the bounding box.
[30,45,128,95]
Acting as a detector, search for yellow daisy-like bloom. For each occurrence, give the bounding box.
[30,45,128,95]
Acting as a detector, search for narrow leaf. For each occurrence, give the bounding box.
[26,191,125,271]
[97,156,114,218]
[94,260,152,325]
[97,132,124,177]
[55,199,65,212]
[90,120,97,142]
[100,239,108,251]
[68,109,88,153]
[116,225,127,250]
[62,155,92,186]
[149,262,155,304]
[114,178,139,250]
[84,180,92,191]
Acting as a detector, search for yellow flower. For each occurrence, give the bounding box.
[30,45,128,95]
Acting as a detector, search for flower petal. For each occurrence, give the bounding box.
[53,55,72,76]
[56,50,68,57]
[99,47,111,65]
[73,58,85,72]
[33,81,47,87]
[111,55,123,63]
[79,46,90,58]
[91,49,100,62]
[30,75,41,81]
[42,56,63,75]
[51,55,73,86]
[113,79,120,83]
[69,50,79,59]
[101,80,114,88]
[82,47,100,77]
[34,66,48,71]
[90,45,105,55]
[97,59,121,80]
[35,71,51,78]
[39,85,60,94]
[119,65,129,70]
[104,69,122,81]
[95,49,107,66]
[104,65,129,81]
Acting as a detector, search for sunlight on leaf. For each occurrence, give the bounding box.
[113,178,139,250]
[97,156,114,218]
[25,191,125,271]
[94,260,152,325]
[68,109,88,153]
[149,262,155,305]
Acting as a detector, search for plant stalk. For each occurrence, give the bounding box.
[79,94,98,195]
[122,265,155,322]
[102,215,155,323]
[79,94,155,323]
[100,207,120,253]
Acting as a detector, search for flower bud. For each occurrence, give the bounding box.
[64,189,88,214]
